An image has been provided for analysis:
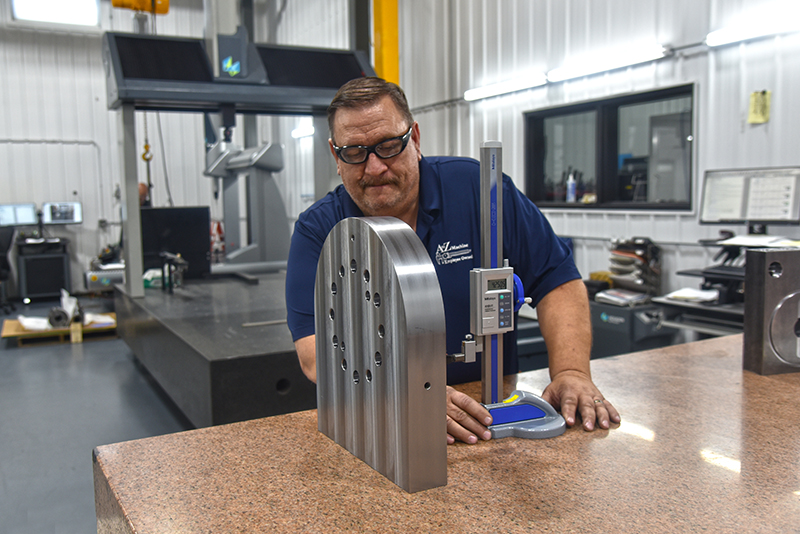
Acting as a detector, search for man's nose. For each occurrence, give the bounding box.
[364,151,388,174]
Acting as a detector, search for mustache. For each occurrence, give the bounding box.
[358,175,400,188]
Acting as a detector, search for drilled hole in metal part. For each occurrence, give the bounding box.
[338,265,345,277]
[353,370,360,384]
[340,340,346,351]
[350,259,357,273]
[332,335,339,349]
[374,351,382,367]
[329,308,335,320]
[331,282,337,295]
[378,324,385,338]
[373,293,381,307]
[350,234,355,241]
[341,358,347,371]
[769,261,783,278]
[795,318,800,338]
[276,378,291,395]
[365,291,370,301]
[363,269,370,283]
[424,382,431,390]
[366,369,372,382]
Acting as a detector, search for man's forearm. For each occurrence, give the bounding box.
[535,279,593,379]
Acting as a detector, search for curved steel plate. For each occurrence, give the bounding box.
[314,217,446,492]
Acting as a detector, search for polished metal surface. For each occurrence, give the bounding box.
[314,217,447,493]
[744,247,800,375]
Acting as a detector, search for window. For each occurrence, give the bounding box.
[525,84,694,210]
[12,0,99,27]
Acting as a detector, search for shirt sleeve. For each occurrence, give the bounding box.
[285,216,327,342]
[502,175,581,307]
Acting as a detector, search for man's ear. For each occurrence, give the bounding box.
[328,139,342,176]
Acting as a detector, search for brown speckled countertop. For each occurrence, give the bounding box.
[93,335,800,533]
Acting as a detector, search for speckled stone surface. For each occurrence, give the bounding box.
[94,335,800,533]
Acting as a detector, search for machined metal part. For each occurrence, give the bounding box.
[315,217,447,493]
[744,247,800,374]
[226,142,283,172]
[485,390,566,439]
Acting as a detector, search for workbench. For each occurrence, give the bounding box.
[93,335,800,533]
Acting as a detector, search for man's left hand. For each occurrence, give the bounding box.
[541,370,621,430]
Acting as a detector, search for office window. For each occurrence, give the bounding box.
[525,84,694,210]
[12,0,99,26]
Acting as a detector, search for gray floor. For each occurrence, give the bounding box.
[0,298,192,534]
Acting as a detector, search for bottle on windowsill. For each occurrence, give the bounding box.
[566,172,577,203]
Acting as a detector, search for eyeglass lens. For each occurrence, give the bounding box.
[338,129,410,164]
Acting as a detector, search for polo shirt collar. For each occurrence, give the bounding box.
[416,156,442,242]
[338,156,442,238]
[341,187,364,218]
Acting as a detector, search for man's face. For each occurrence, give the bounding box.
[329,95,422,221]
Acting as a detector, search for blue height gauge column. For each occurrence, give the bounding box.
[467,141,566,438]
[472,141,510,404]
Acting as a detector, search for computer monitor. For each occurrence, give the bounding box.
[0,203,38,227]
[41,202,83,225]
[140,207,211,279]
[700,167,800,231]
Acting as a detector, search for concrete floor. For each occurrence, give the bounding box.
[0,299,191,534]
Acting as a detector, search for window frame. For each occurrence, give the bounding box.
[524,83,695,211]
[8,0,101,31]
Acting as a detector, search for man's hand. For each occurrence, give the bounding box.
[541,370,621,431]
[446,386,493,444]
[294,335,317,383]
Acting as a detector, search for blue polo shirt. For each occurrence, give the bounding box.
[286,156,580,384]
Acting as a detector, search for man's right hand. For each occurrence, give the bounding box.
[446,386,493,444]
[296,336,492,445]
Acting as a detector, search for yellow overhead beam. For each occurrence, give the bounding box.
[373,0,399,85]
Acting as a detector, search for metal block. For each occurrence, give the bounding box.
[315,217,447,492]
[744,248,800,375]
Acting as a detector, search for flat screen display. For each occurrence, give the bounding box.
[42,202,83,225]
[140,207,211,279]
[488,279,507,290]
[700,167,800,225]
[0,203,37,227]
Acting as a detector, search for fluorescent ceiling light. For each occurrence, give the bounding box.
[12,0,99,26]
[291,118,315,139]
[463,73,547,102]
[706,2,800,47]
[547,44,668,82]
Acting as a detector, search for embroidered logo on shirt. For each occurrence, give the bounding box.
[435,241,473,265]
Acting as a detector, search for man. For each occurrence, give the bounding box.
[286,77,620,444]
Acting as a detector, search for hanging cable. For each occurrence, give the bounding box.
[150,1,157,35]
[156,112,174,207]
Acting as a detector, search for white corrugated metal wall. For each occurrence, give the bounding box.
[0,0,210,294]
[1,0,798,297]
[253,0,351,228]
[400,0,800,294]
[0,0,347,294]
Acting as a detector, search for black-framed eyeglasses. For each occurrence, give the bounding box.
[332,126,413,165]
